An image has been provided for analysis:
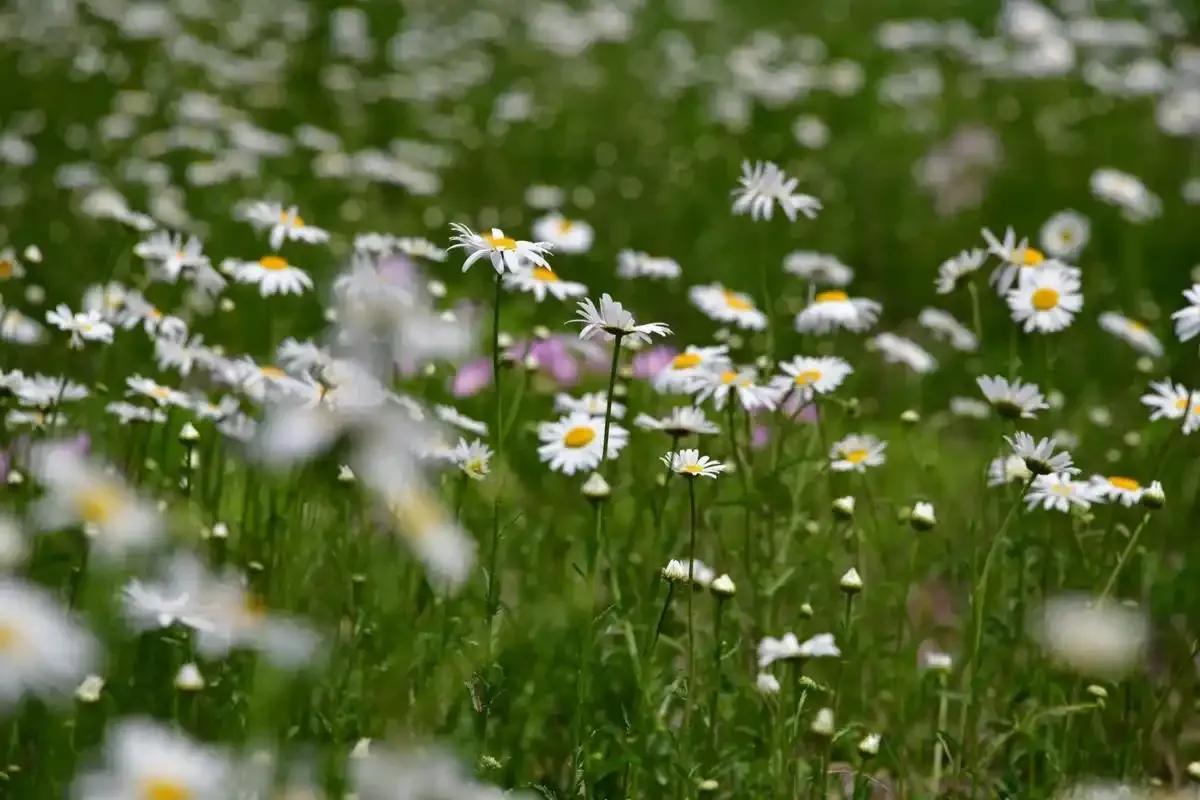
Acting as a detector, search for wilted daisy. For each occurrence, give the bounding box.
[660,449,727,478]
[451,439,492,480]
[1088,475,1145,507]
[537,412,628,475]
[1035,595,1148,678]
[1006,431,1077,475]
[869,332,937,373]
[231,255,314,296]
[1007,263,1083,333]
[75,718,232,800]
[918,308,977,351]
[977,374,1049,419]
[793,290,881,335]
[731,160,822,222]
[652,345,731,393]
[1139,379,1200,433]
[783,251,853,286]
[531,212,594,253]
[770,355,853,401]
[571,294,672,344]
[503,264,587,302]
[935,248,985,294]
[0,579,95,705]
[689,283,768,330]
[45,304,114,348]
[1098,312,1162,356]
[829,433,887,472]
[691,367,781,411]
[1170,283,1200,342]
[133,230,209,281]
[241,200,330,250]
[1039,210,1090,259]
[1025,472,1098,513]
[634,406,720,437]
[616,249,681,280]
[1089,168,1162,222]
[448,223,552,274]
[555,391,626,420]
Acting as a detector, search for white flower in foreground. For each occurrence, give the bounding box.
[242,200,330,250]
[1090,167,1162,223]
[977,374,1049,419]
[1035,595,1148,678]
[869,332,937,373]
[1039,210,1090,259]
[689,283,768,330]
[829,433,887,472]
[1139,379,1200,434]
[983,226,1049,295]
[74,718,232,800]
[616,249,681,280]
[537,412,628,475]
[1007,264,1083,334]
[231,255,313,296]
[1024,472,1098,513]
[660,449,727,478]
[918,308,978,351]
[731,160,822,222]
[448,223,551,275]
[531,212,593,253]
[793,290,881,335]
[783,251,853,286]
[1087,475,1145,507]
[133,230,209,282]
[757,632,840,668]
[634,406,720,437]
[1005,431,1076,476]
[1170,283,1200,342]
[935,248,985,294]
[690,367,781,412]
[45,304,114,348]
[652,345,731,394]
[571,293,672,344]
[0,579,95,705]
[770,355,853,400]
[1098,312,1162,357]
[503,264,587,302]
[451,438,492,480]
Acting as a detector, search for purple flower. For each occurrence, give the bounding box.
[632,345,677,379]
[452,358,493,397]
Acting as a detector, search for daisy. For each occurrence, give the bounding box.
[531,212,594,253]
[652,345,731,394]
[451,438,492,480]
[1025,472,1098,513]
[1098,312,1163,356]
[105,401,167,425]
[1039,210,1090,259]
[783,251,853,286]
[1090,168,1162,222]
[1088,475,1145,507]
[988,453,1033,486]
[769,355,853,400]
[731,160,822,222]
[448,223,552,275]
[45,304,114,348]
[0,247,26,281]
[503,264,587,302]
[950,396,990,419]
[1170,284,1200,342]
[555,391,625,420]
[74,718,232,800]
[0,579,95,705]
[395,236,447,262]
[1,308,46,344]
[757,632,840,668]
[120,556,210,631]
[977,374,1049,419]
[537,412,628,475]
[918,307,978,351]
[1007,264,1083,334]
[1139,379,1200,433]
[232,255,313,296]
[689,282,768,330]
[616,249,681,280]
[869,332,937,373]
[793,290,881,334]
[691,367,781,411]
[127,374,191,408]
[242,200,330,250]
[935,248,985,294]
[133,230,209,281]
[12,374,89,407]
[829,433,887,472]
[1005,431,1077,475]
[634,406,721,437]
[983,226,1068,295]
[660,449,727,478]
[571,294,672,344]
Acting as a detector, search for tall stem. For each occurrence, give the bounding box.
[685,478,698,732]
[1099,512,1151,601]
[486,272,504,621]
[599,334,624,476]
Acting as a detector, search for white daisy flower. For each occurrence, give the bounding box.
[935,248,985,294]
[448,223,551,275]
[232,255,313,296]
[120,556,210,631]
[11,373,88,407]
[1,308,46,344]
[731,160,822,222]
[537,412,628,475]
[769,355,853,400]
[242,201,330,250]
[0,247,26,281]
[690,367,781,411]
[555,391,625,420]
[45,304,114,348]
[616,249,681,280]
[75,718,232,800]
[918,307,978,351]
[0,579,95,705]
[1039,210,1090,259]
[451,438,492,480]
[503,264,587,302]
[757,632,840,668]
[1007,264,1083,334]
[126,374,191,408]
[1090,167,1162,222]
[829,433,887,472]
[1024,472,1098,513]
[783,251,854,286]
[1139,379,1200,433]
[977,374,1049,419]
[982,227,1080,296]
[133,230,209,282]
[571,293,672,344]
[1098,312,1162,356]
[869,332,937,373]
[988,453,1032,486]
[652,345,731,394]
[105,401,166,425]
[1005,431,1077,475]
[688,282,768,330]
[634,406,720,437]
[1088,475,1145,507]
[1170,283,1200,342]
[660,448,727,478]
[793,290,881,335]
[531,212,594,254]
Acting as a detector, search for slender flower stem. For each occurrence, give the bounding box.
[931,674,950,795]
[967,279,983,345]
[481,271,504,750]
[685,477,699,729]
[1099,512,1151,601]
[709,596,724,756]
[599,334,624,477]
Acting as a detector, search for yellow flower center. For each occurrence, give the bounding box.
[140,777,192,800]
[556,219,575,234]
[0,623,20,652]
[672,352,702,370]
[259,255,289,271]
[719,370,738,385]
[531,267,559,283]
[682,464,704,474]
[260,365,287,379]
[0,259,13,279]
[563,426,596,448]
[815,290,849,304]
[1050,483,1073,497]
[1108,476,1140,491]
[843,448,868,464]
[483,232,518,251]
[279,210,305,228]
[793,369,822,386]
[75,484,122,526]
[1031,287,1060,311]
[151,386,171,399]
[1020,247,1045,267]
[722,290,753,311]
[1127,319,1147,332]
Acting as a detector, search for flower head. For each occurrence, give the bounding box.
[571,294,672,345]
[731,160,822,222]
[829,434,886,472]
[977,375,1049,419]
[660,449,727,478]
[448,223,552,275]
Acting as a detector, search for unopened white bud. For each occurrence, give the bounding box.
[840,567,863,594]
[178,422,200,443]
[1086,684,1108,703]
[755,672,781,695]
[1141,480,1164,509]
[710,574,736,597]
[175,662,205,691]
[910,501,936,532]
[582,471,611,502]
[900,409,920,425]
[1187,761,1200,782]
[858,732,881,757]
[661,559,690,583]
[810,707,835,737]
[7,469,24,486]
[337,464,356,483]
[211,522,229,539]
[832,495,855,520]
[23,244,42,263]
[75,674,105,703]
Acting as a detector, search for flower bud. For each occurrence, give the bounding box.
[1187,761,1200,783]
[910,501,936,532]
[900,409,920,425]
[810,707,835,738]
[840,567,863,595]
[661,559,690,583]
[710,574,736,598]
[755,672,781,695]
[799,602,814,619]
[75,674,105,703]
[1141,480,1164,509]
[858,732,881,757]
[832,495,855,520]
[178,422,200,443]
[582,472,611,502]
[175,663,205,691]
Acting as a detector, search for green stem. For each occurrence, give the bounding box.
[1098,512,1151,601]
